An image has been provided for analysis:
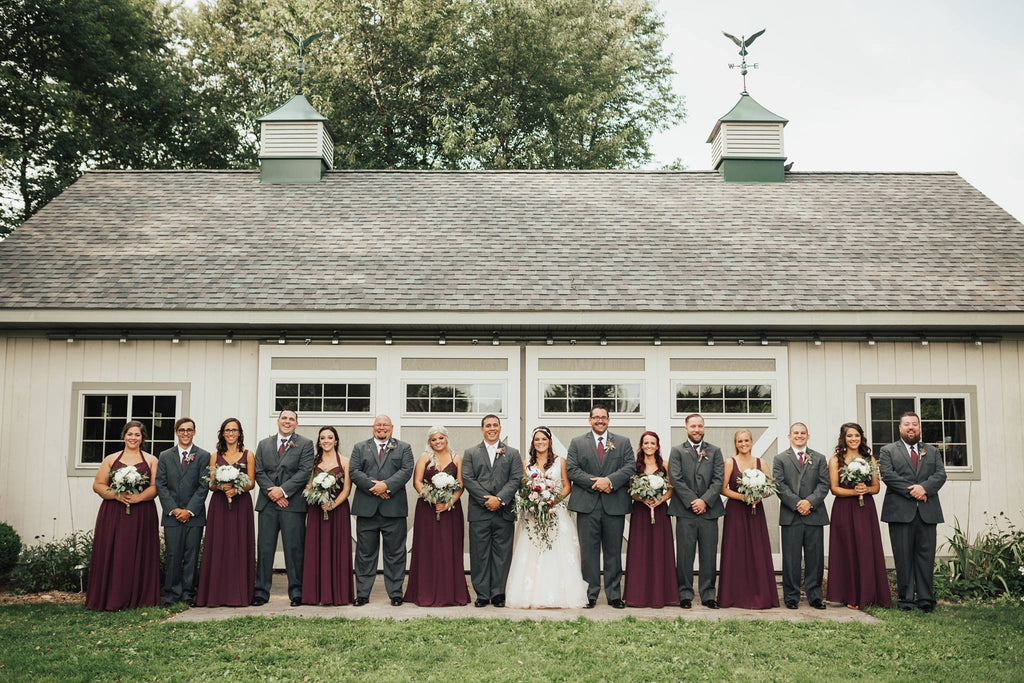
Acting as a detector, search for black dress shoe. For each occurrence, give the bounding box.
[250,597,267,606]
[897,604,914,611]
[583,599,596,609]
[390,596,404,606]
[785,601,798,610]
[353,597,369,606]
[810,599,826,610]
[609,599,626,609]
[290,598,302,607]
[920,603,935,613]
[474,598,489,608]
[702,600,720,610]
[680,599,692,609]
[492,596,505,608]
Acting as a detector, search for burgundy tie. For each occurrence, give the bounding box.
[278,439,286,456]
[378,443,385,465]
[180,450,188,471]
[911,445,919,468]
[597,436,605,463]
[797,451,805,466]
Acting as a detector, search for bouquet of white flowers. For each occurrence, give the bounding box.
[210,464,252,510]
[419,470,462,521]
[737,468,777,515]
[839,456,876,507]
[304,470,342,520]
[629,471,669,524]
[514,469,564,550]
[108,465,149,515]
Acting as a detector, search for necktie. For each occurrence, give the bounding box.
[911,445,919,468]
[597,436,605,463]
[278,439,286,456]
[180,450,188,470]
[378,443,385,465]
[797,451,805,465]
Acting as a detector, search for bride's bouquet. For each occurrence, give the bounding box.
[419,470,462,521]
[108,465,149,515]
[839,457,876,507]
[210,464,252,510]
[737,468,777,515]
[514,470,563,551]
[629,471,669,524]
[304,470,342,520]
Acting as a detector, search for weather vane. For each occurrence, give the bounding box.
[284,30,325,94]
[722,28,765,95]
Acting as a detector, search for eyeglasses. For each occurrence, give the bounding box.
[222,428,240,433]
[176,428,195,433]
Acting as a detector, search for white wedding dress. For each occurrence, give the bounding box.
[505,457,590,608]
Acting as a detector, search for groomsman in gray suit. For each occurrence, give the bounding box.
[566,404,635,609]
[253,409,315,606]
[667,413,725,609]
[155,417,209,606]
[773,422,830,610]
[461,414,522,607]
[349,414,414,606]
[879,411,946,612]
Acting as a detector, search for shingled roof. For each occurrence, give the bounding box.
[0,169,1021,314]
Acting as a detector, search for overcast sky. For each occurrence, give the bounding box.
[649,0,1024,221]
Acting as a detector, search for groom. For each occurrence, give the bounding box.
[461,414,522,608]
[566,405,635,608]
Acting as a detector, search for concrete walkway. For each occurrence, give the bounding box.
[167,575,879,623]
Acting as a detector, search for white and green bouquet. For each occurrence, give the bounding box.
[629,471,669,524]
[108,465,149,515]
[737,468,777,515]
[419,470,462,521]
[304,470,343,520]
[211,464,252,511]
[514,469,563,550]
[839,456,876,507]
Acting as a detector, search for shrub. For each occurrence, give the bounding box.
[936,512,1024,602]
[9,531,93,594]
[0,522,20,580]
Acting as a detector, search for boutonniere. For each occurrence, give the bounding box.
[183,452,195,466]
[604,439,616,452]
[495,443,506,458]
[385,439,396,453]
[285,440,296,451]
[699,449,708,460]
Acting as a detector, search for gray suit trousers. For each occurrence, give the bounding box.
[576,509,625,602]
[255,506,306,602]
[888,510,937,608]
[674,515,719,602]
[163,525,202,603]
[468,516,515,600]
[355,514,407,599]
[780,522,824,603]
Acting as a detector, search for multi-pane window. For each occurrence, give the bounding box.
[80,393,177,464]
[674,384,772,414]
[274,383,372,413]
[542,383,641,414]
[405,383,504,414]
[869,396,969,468]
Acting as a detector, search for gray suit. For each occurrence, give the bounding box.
[879,440,946,609]
[349,437,414,600]
[155,444,210,604]
[461,441,522,600]
[773,447,830,604]
[667,441,725,602]
[253,433,315,602]
[566,431,635,602]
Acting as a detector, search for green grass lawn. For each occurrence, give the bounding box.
[0,604,1021,681]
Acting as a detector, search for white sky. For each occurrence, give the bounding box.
[649,0,1024,222]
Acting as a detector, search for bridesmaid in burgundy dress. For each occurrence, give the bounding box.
[301,426,354,605]
[718,429,779,609]
[624,430,677,607]
[86,420,160,610]
[196,418,256,607]
[827,422,892,609]
[404,425,470,606]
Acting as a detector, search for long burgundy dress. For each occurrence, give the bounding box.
[196,451,255,607]
[623,473,677,607]
[86,453,160,610]
[403,461,469,606]
[301,464,354,605]
[827,474,892,607]
[718,458,779,609]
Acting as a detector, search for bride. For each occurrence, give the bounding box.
[506,426,589,608]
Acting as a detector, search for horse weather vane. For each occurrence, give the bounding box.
[284,30,325,94]
[722,28,765,94]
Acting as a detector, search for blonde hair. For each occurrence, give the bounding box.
[426,425,450,469]
[733,429,753,456]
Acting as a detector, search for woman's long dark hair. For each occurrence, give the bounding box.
[635,430,665,473]
[529,426,554,470]
[834,422,873,460]
[216,418,245,456]
[315,426,341,469]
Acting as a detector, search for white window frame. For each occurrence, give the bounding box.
[400,380,508,419]
[670,379,777,418]
[539,379,646,418]
[271,379,376,418]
